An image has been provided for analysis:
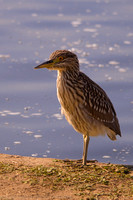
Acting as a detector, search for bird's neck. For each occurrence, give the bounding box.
[57,69,79,80]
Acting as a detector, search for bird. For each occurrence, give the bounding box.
[34,50,121,165]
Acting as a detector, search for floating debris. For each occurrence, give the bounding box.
[34,135,42,138]
[31,113,43,116]
[23,130,34,134]
[3,110,11,113]
[0,54,10,60]
[5,98,9,101]
[107,76,112,81]
[0,113,6,117]
[127,32,133,37]
[73,40,81,45]
[109,61,120,65]
[31,153,38,157]
[83,28,97,32]
[118,68,127,73]
[105,74,112,81]
[71,19,82,27]
[113,149,117,152]
[24,106,32,111]
[102,155,111,159]
[8,112,21,116]
[98,64,104,68]
[109,47,115,51]
[46,150,50,154]
[21,115,30,118]
[35,60,40,64]
[124,40,131,45]
[52,113,63,120]
[14,141,21,144]
[79,58,89,65]
[31,13,38,17]
[43,154,47,158]
[4,122,9,125]
[86,43,98,49]
[70,47,82,54]
[95,24,102,28]
[4,147,10,151]
[0,110,21,116]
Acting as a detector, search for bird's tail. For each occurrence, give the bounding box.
[107,130,117,141]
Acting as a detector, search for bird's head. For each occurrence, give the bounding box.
[34,50,79,72]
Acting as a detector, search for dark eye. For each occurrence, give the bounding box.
[59,56,63,61]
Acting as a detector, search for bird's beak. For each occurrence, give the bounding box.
[34,59,54,69]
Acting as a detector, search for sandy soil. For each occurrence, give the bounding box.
[0,153,133,200]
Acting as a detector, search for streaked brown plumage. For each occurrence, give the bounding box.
[35,50,121,165]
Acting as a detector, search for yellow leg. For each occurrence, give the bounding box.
[82,135,90,165]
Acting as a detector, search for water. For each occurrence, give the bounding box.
[0,0,133,165]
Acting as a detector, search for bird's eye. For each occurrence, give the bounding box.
[58,56,63,61]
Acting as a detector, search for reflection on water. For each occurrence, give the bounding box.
[0,0,133,165]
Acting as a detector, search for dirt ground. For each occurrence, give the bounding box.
[0,153,133,200]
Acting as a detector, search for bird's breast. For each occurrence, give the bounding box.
[57,75,78,113]
[57,74,87,133]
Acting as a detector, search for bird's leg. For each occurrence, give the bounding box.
[82,135,90,165]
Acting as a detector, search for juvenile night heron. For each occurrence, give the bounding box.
[35,50,121,165]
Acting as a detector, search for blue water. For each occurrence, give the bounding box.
[0,0,133,165]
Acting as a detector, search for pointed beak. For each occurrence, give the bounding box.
[34,59,54,69]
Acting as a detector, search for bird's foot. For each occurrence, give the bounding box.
[62,159,98,166]
[82,159,98,166]
[87,159,98,163]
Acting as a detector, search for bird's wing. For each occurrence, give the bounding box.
[78,72,121,136]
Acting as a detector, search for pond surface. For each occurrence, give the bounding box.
[0,0,133,165]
